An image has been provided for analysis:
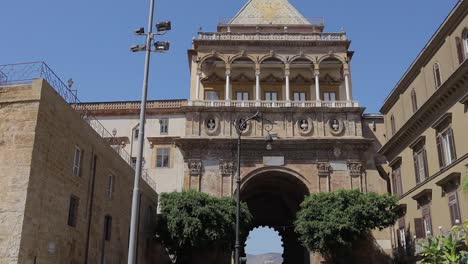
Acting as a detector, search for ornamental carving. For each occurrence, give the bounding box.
[261,73,283,84]
[188,159,202,175]
[328,117,345,136]
[317,162,331,176]
[296,116,313,136]
[348,162,363,177]
[219,160,235,175]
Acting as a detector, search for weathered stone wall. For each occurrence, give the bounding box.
[0,83,41,264]
[0,80,168,264]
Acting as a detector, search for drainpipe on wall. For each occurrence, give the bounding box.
[84,154,98,263]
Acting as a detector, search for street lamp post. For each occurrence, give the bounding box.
[127,1,171,263]
[233,111,274,264]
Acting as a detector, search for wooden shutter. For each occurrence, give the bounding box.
[436,135,445,168]
[422,149,429,181]
[414,218,425,239]
[414,153,420,184]
[456,37,465,64]
[448,193,461,226]
[447,128,457,162]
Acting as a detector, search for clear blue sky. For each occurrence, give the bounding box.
[0,0,458,254]
[0,0,459,113]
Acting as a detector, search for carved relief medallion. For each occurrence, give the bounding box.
[296,116,313,136]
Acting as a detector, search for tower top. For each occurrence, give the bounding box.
[229,0,311,25]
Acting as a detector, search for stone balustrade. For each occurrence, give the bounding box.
[197,32,347,41]
[188,100,359,108]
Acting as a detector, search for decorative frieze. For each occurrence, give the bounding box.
[219,160,235,175]
[188,159,203,175]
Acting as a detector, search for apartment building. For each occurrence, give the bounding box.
[378,0,468,259]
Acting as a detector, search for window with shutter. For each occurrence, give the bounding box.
[433,63,442,88]
[392,166,403,196]
[411,89,418,113]
[414,153,420,184]
[68,195,79,227]
[73,146,82,177]
[436,127,457,168]
[448,192,461,226]
[422,205,433,236]
[456,37,465,64]
[414,218,425,239]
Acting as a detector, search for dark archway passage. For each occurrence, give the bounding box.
[240,169,310,264]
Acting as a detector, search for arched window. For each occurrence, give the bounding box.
[411,89,418,113]
[390,115,396,135]
[433,63,442,88]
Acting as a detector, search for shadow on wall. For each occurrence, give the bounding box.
[320,233,395,264]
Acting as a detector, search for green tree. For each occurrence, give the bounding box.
[294,189,398,262]
[155,190,252,263]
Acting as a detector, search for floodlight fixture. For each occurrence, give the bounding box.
[156,21,171,32]
[130,44,146,52]
[134,27,145,35]
[154,41,170,51]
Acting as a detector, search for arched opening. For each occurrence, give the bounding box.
[200,56,226,100]
[318,57,344,102]
[230,57,256,103]
[260,57,285,101]
[240,168,310,264]
[245,227,284,263]
[289,58,314,102]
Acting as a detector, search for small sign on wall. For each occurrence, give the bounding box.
[263,156,285,166]
[330,160,347,171]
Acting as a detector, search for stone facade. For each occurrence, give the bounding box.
[0,80,169,264]
[379,0,468,261]
[77,1,393,263]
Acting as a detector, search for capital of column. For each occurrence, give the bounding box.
[314,69,320,77]
[343,69,350,76]
[285,69,290,77]
[255,64,261,75]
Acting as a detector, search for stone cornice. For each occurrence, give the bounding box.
[379,62,468,159]
[380,0,468,114]
[194,39,351,49]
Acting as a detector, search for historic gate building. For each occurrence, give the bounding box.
[83,0,391,262]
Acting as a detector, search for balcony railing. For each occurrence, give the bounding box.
[188,100,359,108]
[0,62,157,191]
[76,99,187,111]
[196,32,347,42]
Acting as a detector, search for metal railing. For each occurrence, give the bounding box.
[188,100,359,108]
[197,31,347,41]
[219,16,325,26]
[0,62,157,191]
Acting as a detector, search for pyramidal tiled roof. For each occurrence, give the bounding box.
[229,0,310,25]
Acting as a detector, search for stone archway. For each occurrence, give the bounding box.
[240,168,311,264]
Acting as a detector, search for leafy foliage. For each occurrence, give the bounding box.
[419,220,468,264]
[294,189,398,260]
[155,190,252,263]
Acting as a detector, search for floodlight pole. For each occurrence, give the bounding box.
[127,0,155,262]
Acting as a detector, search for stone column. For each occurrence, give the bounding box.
[285,65,291,102]
[195,69,201,100]
[344,71,351,102]
[255,64,261,101]
[225,66,231,101]
[344,63,351,104]
[314,69,321,102]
